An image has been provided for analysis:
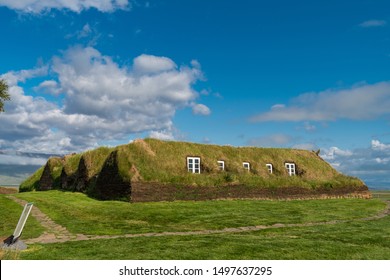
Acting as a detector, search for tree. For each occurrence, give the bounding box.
[0,79,10,112]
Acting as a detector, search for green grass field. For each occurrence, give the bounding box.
[0,195,45,239]
[1,190,389,259]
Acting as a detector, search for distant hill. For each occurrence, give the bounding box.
[20,138,370,202]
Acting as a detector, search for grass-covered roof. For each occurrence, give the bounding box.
[20,138,366,194]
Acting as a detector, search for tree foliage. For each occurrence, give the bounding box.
[0,79,10,112]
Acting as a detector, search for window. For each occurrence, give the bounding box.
[243,162,250,171]
[217,160,225,171]
[285,163,296,176]
[187,157,201,173]
[266,163,273,174]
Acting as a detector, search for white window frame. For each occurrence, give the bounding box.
[243,162,250,171]
[285,163,296,176]
[187,157,201,174]
[266,163,273,174]
[217,160,225,171]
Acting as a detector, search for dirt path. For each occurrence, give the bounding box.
[7,196,88,244]
[6,196,390,245]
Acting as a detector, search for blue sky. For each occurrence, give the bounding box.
[0,0,390,188]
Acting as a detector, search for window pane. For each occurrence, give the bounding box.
[187,157,200,173]
[285,163,295,176]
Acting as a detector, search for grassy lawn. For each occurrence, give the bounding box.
[1,190,389,259]
[19,214,390,260]
[13,190,385,235]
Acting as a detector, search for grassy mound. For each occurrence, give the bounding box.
[19,138,368,201]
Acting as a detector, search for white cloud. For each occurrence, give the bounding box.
[321,147,353,160]
[34,80,62,95]
[53,46,201,120]
[1,66,48,86]
[0,0,130,13]
[320,140,390,188]
[78,23,92,38]
[359,19,387,28]
[0,46,208,156]
[375,157,389,164]
[251,81,390,122]
[0,152,47,166]
[65,23,101,46]
[371,139,390,151]
[149,130,174,141]
[133,54,177,75]
[192,103,211,116]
